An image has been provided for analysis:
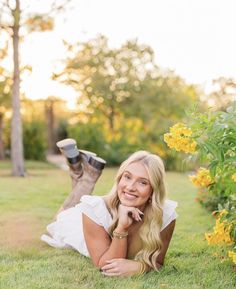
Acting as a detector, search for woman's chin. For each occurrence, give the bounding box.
[120,199,137,207]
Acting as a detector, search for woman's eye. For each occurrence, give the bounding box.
[140,182,147,186]
[124,174,130,180]
[139,180,148,186]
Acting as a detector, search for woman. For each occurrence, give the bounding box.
[41,139,178,277]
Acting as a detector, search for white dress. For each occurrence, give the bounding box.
[41,195,178,257]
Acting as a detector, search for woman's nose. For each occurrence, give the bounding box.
[126,181,136,191]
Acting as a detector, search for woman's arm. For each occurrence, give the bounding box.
[100,220,176,277]
[82,213,128,268]
[82,204,143,268]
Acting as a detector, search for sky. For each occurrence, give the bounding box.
[20,0,236,106]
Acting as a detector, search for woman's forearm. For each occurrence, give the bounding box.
[98,227,128,267]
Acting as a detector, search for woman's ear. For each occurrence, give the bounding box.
[148,195,153,203]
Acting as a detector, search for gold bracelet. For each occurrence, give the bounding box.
[137,261,147,275]
[112,230,128,239]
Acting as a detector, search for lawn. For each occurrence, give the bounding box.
[0,161,235,289]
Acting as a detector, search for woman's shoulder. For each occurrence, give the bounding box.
[80,195,111,212]
[79,195,112,232]
[160,199,178,231]
[80,195,105,206]
[162,199,178,213]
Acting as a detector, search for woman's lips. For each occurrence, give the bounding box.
[123,192,138,200]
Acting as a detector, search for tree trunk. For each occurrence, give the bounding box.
[0,113,5,160]
[11,0,25,176]
[108,100,115,132]
[45,99,56,154]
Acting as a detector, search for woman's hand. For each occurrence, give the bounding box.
[117,204,143,230]
[100,258,141,277]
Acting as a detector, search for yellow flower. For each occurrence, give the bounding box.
[218,209,228,217]
[231,172,236,182]
[205,211,233,246]
[228,251,236,264]
[170,123,193,137]
[189,167,213,187]
[164,123,197,154]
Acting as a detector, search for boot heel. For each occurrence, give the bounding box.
[88,156,106,171]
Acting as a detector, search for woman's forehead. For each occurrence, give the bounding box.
[124,162,149,179]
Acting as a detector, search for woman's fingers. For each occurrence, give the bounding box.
[101,260,117,270]
[137,208,144,215]
[128,208,144,222]
[118,205,144,228]
[101,264,114,271]
[101,261,120,275]
[100,259,135,277]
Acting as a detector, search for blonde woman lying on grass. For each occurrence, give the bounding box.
[41,139,178,277]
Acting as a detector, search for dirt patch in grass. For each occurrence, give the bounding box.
[0,214,43,249]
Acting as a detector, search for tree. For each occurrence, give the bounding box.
[54,35,157,132]
[55,35,198,130]
[123,72,198,122]
[0,41,12,159]
[20,97,70,158]
[44,96,68,154]
[204,77,236,111]
[0,0,72,176]
[0,67,11,159]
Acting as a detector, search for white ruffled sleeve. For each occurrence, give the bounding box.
[78,195,113,232]
[161,199,178,231]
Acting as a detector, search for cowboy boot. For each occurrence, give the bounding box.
[56,138,106,209]
[56,138,97,188]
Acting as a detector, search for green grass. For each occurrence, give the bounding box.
[0,161,235,289]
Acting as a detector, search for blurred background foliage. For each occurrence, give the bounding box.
[0,33,235,170]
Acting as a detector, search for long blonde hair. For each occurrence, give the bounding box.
[107,151,167,270]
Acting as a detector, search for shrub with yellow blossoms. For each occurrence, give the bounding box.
[164,103,236,265]
[205,209,236,264]
[205,210,233,245]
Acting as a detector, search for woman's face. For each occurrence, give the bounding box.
[117,162,153,210]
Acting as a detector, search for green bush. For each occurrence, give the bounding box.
[68,120,145,165]
[68,121,106,156]
[164,102,236,264]
[165,102,236,210]
[56,119,69,141]
[23,121,46,160]
[188,103,236,210]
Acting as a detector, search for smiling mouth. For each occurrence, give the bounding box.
[123,192,138,200]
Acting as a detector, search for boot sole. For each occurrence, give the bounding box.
[56,138,76,148]
[56,138,80,160]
